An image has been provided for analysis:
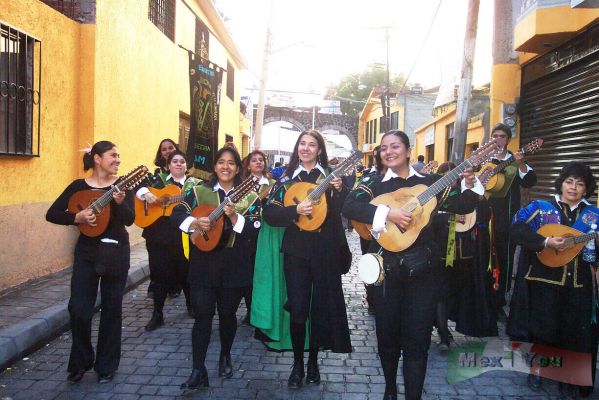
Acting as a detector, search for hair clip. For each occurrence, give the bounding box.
[79,142,92,155]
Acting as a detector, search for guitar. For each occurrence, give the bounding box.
[353,160,439,240]
[454,211,478,233]
[364,139,503,252]
[284,151,363,232]
[478,138,544,193]
[190,175,260,252]
[68,165,149,237]
[134,185,185,228]
[536,224,598,267]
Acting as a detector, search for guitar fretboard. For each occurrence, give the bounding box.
[206,176,258,224]
[307,152,360,202]
[567,231,599,246]
[416,160,472,206]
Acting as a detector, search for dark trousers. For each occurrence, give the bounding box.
[372,270,439,398]
[190,286,244,369]
[67,242,129,375]
[494,233,513,309]
[146,241,190,313]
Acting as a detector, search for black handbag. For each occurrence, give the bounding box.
[95,241,123,277]
[392,245,434,279]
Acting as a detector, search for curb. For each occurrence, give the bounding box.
[0,261,150,371]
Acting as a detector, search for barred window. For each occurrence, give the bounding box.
[0,24,41,156]
[41,1,81,20]
[148,0,176,42]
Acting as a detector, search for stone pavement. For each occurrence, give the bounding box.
[0,232,594,399]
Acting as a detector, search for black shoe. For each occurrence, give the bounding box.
[145,312,164,332]
[180,368,209,390]
[97,372,114,384]
[527,374,542,390]
[66,363,93,383]
[306,358,320,384]
[367,304,376,315]
[218,354,233,378]
[287,360,304,389]
[578,385,593,398]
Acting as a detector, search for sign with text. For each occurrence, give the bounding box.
[447,339,592,386]
[186,54,223,180]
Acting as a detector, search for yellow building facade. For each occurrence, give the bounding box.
[0,0,247,290]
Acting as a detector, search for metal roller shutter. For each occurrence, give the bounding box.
[520,23,599,203]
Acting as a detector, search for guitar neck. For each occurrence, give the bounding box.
[208,198,230,223]
[569,231,599,245]
[494,155,516,172]
[308,172,336,201]
[205,176,258,223]
[416,160,471,206]
[93,180,127,210]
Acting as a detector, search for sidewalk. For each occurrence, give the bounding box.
[0,242,150,371]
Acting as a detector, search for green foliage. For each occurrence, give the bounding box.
[326,67,406,117]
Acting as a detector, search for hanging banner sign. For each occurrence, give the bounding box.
[186,53,223,180]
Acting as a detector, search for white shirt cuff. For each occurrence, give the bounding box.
[179,216,196,233]
[518,164,533,179]
[136,187,150,200]
[461,177,485,196]
[233,214,245,233]
[372,205,390,232]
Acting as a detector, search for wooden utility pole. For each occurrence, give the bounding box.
[252,0,274,150]
[451,0,480,164]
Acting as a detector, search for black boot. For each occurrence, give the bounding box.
[306,357,320,384]
[288,360,304,389]
[403,359,428,400]
[145,311,164,332]
[380,351,399,398]
[180,367,209,390]
[218,353,233,378]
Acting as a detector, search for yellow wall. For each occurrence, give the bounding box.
[515,6,599,52]
[413,110,484,164]
[0,0,246,290]
[1,1,83,206]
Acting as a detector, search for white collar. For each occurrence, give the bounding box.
[493,151,512,161]
[381,166,424,182]
[166,174,186,185]
[213,182,234,195]
[554,194,590,211]
[254,175,270,186]
[292,163,326,179]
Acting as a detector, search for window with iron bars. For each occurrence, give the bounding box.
[0,24,41,156]
[41,1,81,20]
[148,0,176,42]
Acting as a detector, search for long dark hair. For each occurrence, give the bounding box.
[207,146,243,188]
[242,149,269,179]
[154,138,180,168]
[83,141,116,171]
[554,161,597,199]
[285,129,328,176]
[373,145,383,172]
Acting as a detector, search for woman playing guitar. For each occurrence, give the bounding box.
[45,141,134,384]
[136,150,200,331]
[146,138,181,299]
[508,162,598,397]
[342,130,482,400]
[239,150,273,325]
[259,129,352,390]
[172,146,262,391]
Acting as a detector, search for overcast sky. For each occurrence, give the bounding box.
[215,0,494,95]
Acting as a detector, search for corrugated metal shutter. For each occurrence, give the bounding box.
[520,24,599,203]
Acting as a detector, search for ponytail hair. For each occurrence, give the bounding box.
[83,140,116,171]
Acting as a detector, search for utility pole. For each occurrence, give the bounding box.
[451,0,480,164]
[253,0,274,150]
[385,26,391,132]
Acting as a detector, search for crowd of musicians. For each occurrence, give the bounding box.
[45,124,598,399]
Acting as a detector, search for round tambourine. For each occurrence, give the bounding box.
[358,253,385,286]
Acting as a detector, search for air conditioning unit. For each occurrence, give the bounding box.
[362,143,371,151]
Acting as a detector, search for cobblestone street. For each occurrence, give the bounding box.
[0,232,590,399]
